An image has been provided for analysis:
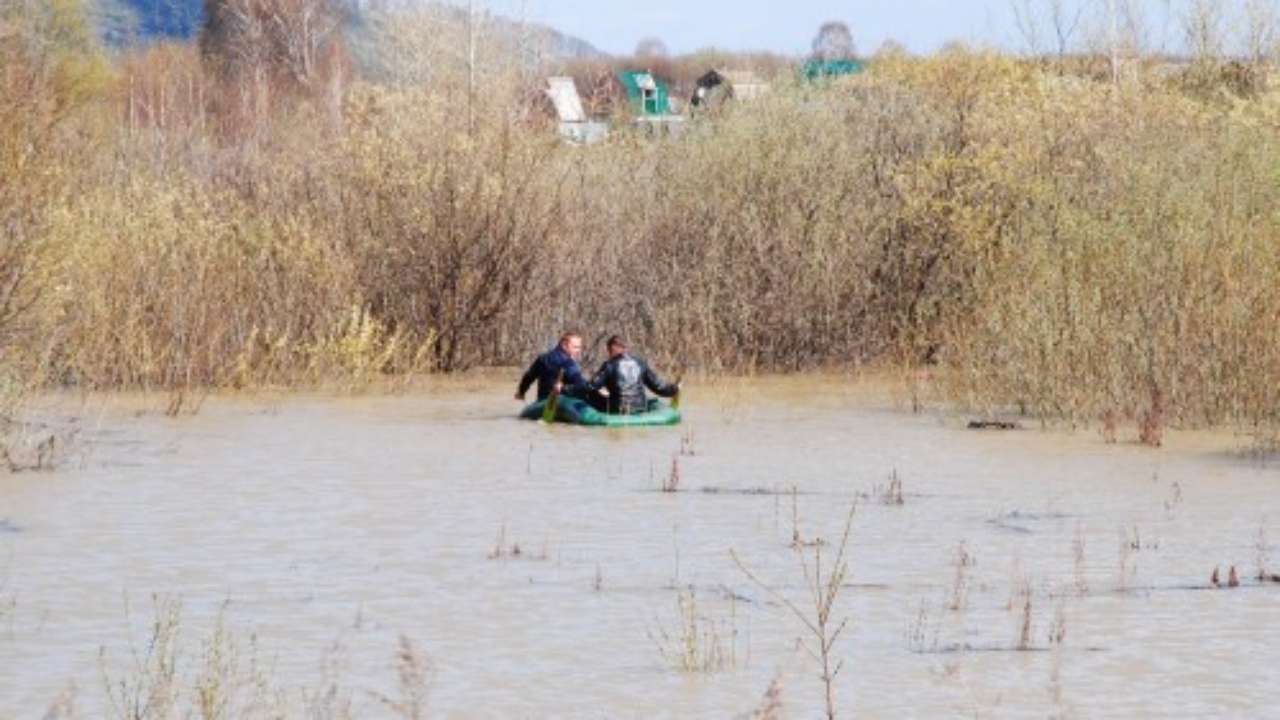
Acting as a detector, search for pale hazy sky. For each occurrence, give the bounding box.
[478,1,1227,57]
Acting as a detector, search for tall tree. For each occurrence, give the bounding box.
[811,20,855,60]
[634,36,668,58]
[1011,0,1084,60]
[1182,0,1224,61]
[1242,0,1278,66]
[201,0,345,91]
[199,0,348,134]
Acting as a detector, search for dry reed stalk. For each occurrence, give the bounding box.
[42,682,78,719]
[906,599,941,654]
[1047,602,1067,707]
[371,635,432,720]
[662,456,681,493]
[1257,524,1272,582]
[1014,582,1034,651]
[1117,527,1136,591]
[1072,523,1088,596]
[879,469,905,506]
[100,595,182,720]
[679,428,696,457]
[948,541,974,612]
[649,587,737,673]
[750,674,785,720]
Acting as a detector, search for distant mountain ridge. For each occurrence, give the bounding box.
[344,1,603,59]
[96,0,604,60]
[115,0,203,39]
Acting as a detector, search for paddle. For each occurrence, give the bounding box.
[541,369,564,423]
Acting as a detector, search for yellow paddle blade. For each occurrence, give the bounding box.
[542,369,565,422]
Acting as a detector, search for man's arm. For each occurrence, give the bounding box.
[587,362,608,393]
[561,359,591,392]
[640,358,679,398]
[516,357,541,399]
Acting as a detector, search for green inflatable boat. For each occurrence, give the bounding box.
[520,396,681,426]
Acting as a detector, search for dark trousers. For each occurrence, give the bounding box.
[562,386,609,412]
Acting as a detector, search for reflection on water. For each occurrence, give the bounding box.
[1,377,1276,717]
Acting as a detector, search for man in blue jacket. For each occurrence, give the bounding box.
[515,332,592,402]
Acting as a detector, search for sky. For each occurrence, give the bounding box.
[486,0,1214,57]
[518,0,1011,55]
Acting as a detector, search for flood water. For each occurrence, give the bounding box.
[1,376,1277,718]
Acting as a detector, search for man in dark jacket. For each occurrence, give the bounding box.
[589,335,679,415]
[516,332,591,402]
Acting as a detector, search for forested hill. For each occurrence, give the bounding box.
[98,0,603,60]
[115,0,203,39]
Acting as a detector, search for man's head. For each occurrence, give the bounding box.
[605,335,628,359]
[558,332,583,360]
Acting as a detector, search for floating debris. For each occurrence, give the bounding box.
[968,420,1020,431]
[987,516,1034,534]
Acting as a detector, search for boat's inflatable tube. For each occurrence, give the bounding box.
[520,396,681,426]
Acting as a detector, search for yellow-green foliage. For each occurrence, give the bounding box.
[47,173,359,389]
[0,0,114,384]
[937,69,1280,432]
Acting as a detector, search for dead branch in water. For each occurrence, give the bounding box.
[732,501,857,719]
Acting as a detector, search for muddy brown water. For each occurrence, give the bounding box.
[1,377,1277,717]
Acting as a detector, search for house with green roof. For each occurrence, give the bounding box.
[616,70,672,116]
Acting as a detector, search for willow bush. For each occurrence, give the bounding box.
[47,173,358,390]
[0,0,114,400]
[941,76,1280,433]
[329,88,569,371]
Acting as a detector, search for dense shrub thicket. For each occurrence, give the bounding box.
[3,1,1278,438]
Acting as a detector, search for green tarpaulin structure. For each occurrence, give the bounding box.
[802,58,866,80]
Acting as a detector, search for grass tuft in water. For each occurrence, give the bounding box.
[649,586,738,674]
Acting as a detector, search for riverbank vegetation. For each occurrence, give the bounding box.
[2,0,1279,441]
